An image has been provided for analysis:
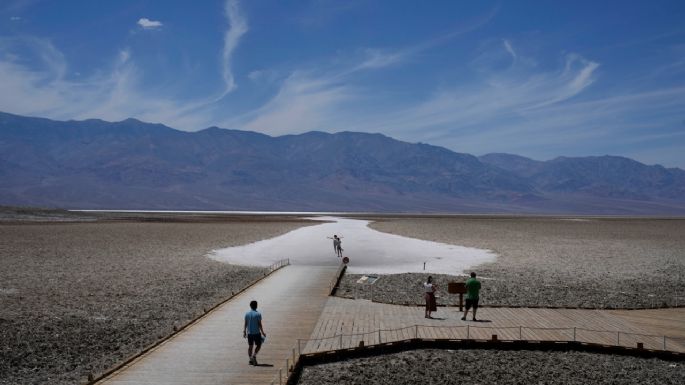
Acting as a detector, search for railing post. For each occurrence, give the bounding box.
[378,329,381,343]
[279,368,282,385]
[292,348,296,366]
[286,358,289,373]
[573,327,576,342]
[297,339,301,355]
[415,325,418,339]
[664,336,667,350]
[340,334,343,349]
[617,331,620,346]
[467,325,470,339]
[519,326,522,340]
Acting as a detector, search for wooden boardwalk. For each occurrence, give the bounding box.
[97,265,337,385]
[303,297,685,353]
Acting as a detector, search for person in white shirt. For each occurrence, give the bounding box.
[423,276,438,318]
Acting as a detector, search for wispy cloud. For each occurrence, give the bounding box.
[359,52,683,166]
[227,71,353,134]
[220,0,248,97]
[503,39,516,62]
[234,7,501,134]
[356,48,408,70]
[0,37,212,129]
[137,18,163,30]
[347,52,601,137]
[0,1,253,130]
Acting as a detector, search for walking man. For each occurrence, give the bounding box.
[243,300,266,365]
[461,272,481,321]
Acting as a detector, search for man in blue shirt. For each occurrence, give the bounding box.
[243,300,266,365]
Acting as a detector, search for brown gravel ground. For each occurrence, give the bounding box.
[335,217,685,309]
[0,215,313,385]
[297,349,685,385]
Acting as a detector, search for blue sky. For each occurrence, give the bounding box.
[1,1,684,168]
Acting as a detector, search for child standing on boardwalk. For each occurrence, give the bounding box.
[424,276,438,318]
[243,300,266,365]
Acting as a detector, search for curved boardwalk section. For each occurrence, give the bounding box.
[304,297,685,353]
[97,265,336,385]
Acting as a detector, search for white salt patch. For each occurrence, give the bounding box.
[208,217,497,275]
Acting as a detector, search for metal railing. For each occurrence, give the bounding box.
[266,258,290,274]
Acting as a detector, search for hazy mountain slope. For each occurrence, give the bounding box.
[2,111,684,214]
[480,153,685,202]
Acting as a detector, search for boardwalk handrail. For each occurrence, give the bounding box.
[269,323,684,385]
[267,258,290,273]
[296,324,685,353]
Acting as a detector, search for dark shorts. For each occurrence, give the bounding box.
[465,298,479,310]
[247,333,262,347]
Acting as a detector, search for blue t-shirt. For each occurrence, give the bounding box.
[245,310,262,335]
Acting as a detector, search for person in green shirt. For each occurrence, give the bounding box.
[461,272,481,321]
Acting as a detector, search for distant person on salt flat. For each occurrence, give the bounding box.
[461,272,481,321]
[243,300,266,366]
[327,234,344,257]
[424,276,438,319]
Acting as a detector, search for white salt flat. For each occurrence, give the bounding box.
[207,216,496,275]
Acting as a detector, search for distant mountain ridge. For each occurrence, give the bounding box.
[1,111,684,214]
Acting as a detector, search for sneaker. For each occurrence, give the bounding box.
[461,316,466,321]
[252,356,258,366]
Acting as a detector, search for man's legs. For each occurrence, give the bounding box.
[472,300,478,321]
[247,340,254,363]
[252,338,262,365]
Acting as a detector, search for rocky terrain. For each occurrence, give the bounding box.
[335,217,685,309]
[0,215,312,385]
[297,349,685,385]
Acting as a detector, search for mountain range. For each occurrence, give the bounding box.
[1,111,684,214]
